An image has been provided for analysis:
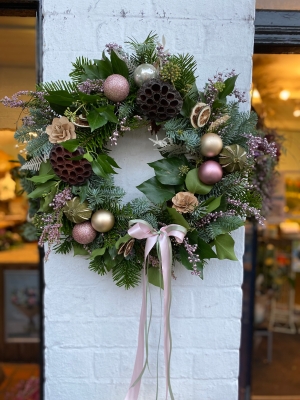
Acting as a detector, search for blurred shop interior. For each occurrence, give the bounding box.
[0,15,40,400]
[240,55,300,398]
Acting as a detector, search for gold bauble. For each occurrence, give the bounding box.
[91,210,115,233]
[200,133,223,157]
[63,197,92,223]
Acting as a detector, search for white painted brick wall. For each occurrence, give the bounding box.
[43,1,255,399]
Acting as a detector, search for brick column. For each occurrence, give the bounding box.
[43,1,255,398]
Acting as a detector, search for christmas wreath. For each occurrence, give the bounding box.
[1,32,280,399]
[0,32,269,289]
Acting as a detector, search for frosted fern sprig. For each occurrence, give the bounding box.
[20,154,49,171]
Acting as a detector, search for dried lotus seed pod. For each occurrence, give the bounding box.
[50,145,92,186]
[219,144,247,172]
[136,78,183,122]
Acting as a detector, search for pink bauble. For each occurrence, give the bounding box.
[103,74,130,102]
[198,160,223,185]
[72,221,97,244]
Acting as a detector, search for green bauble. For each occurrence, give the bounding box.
[219,144,247,172]
[63,197,92,223]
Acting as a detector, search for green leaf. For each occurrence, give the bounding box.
[104,251,121,271]
[110,50,129,78]
[39,185,57,212]
[61,139,80,152]
[188,231,217,259]
[148,157,189,186]
[91,247,107,259]
[97,155,117,174]
[104,154,120,169]
[83,61,113,80]
[214,233,238,260]
[83,153,93,162]
[95,58,113,79]
[27,174,57,184]
[91,160,107,178]
[115,234,131,249]
[87,110,107,132]
[78,184,88,203]
[39,160,54,176]
[44,90,74,106]
[27,181,57,199]
[218,75,238,100]
[137,176,175,204]
[201,196,222,213]
[185,168,213,195]
[73,242,89,256]
[69,155,84,161]
[97,105,118,124]
[212,98,226,109]
[180,95,197,118]
[78,93,102,104]
[148,267,164,289]
[167,207,190,230]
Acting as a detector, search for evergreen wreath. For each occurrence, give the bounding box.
[1,32,273,290]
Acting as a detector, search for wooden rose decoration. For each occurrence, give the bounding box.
[46,116,76,143]
[172,192,199,213]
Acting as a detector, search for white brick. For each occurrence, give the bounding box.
[193,350,240,379]
[46,348,94,379]
[45,380,97,399]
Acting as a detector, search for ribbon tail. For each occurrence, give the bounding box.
[124,267,147,400]
[160,235,175,400]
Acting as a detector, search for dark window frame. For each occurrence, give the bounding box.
[255,9,300,53]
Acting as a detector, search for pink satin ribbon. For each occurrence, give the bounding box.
[124,220,187,400]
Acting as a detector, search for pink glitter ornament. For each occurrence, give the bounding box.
[103,74,130,102]
[198,160,223,185]
[72,221,97,244]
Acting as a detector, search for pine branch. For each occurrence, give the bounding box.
[118,103,135,120]
[69,57,94,83]
[89,256,108,276]
[170,54,197,94]
[86,186,126,209]
[127,31,158,65]
[221,104,258,147]
[76,122,114,152]
[140,213,158,229]
[199,172,246,200]
[19,222,38,242]
[112,258,142,289]
[20,177,35,195]
[26,134,53,158]
[38,80,78,93]
[53,238,73,254]
[198,216,244,242]
[130,198,153,215]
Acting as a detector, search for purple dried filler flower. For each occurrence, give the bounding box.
[38,187,72,260]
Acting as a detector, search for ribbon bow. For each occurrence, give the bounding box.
[124,219,187,400]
